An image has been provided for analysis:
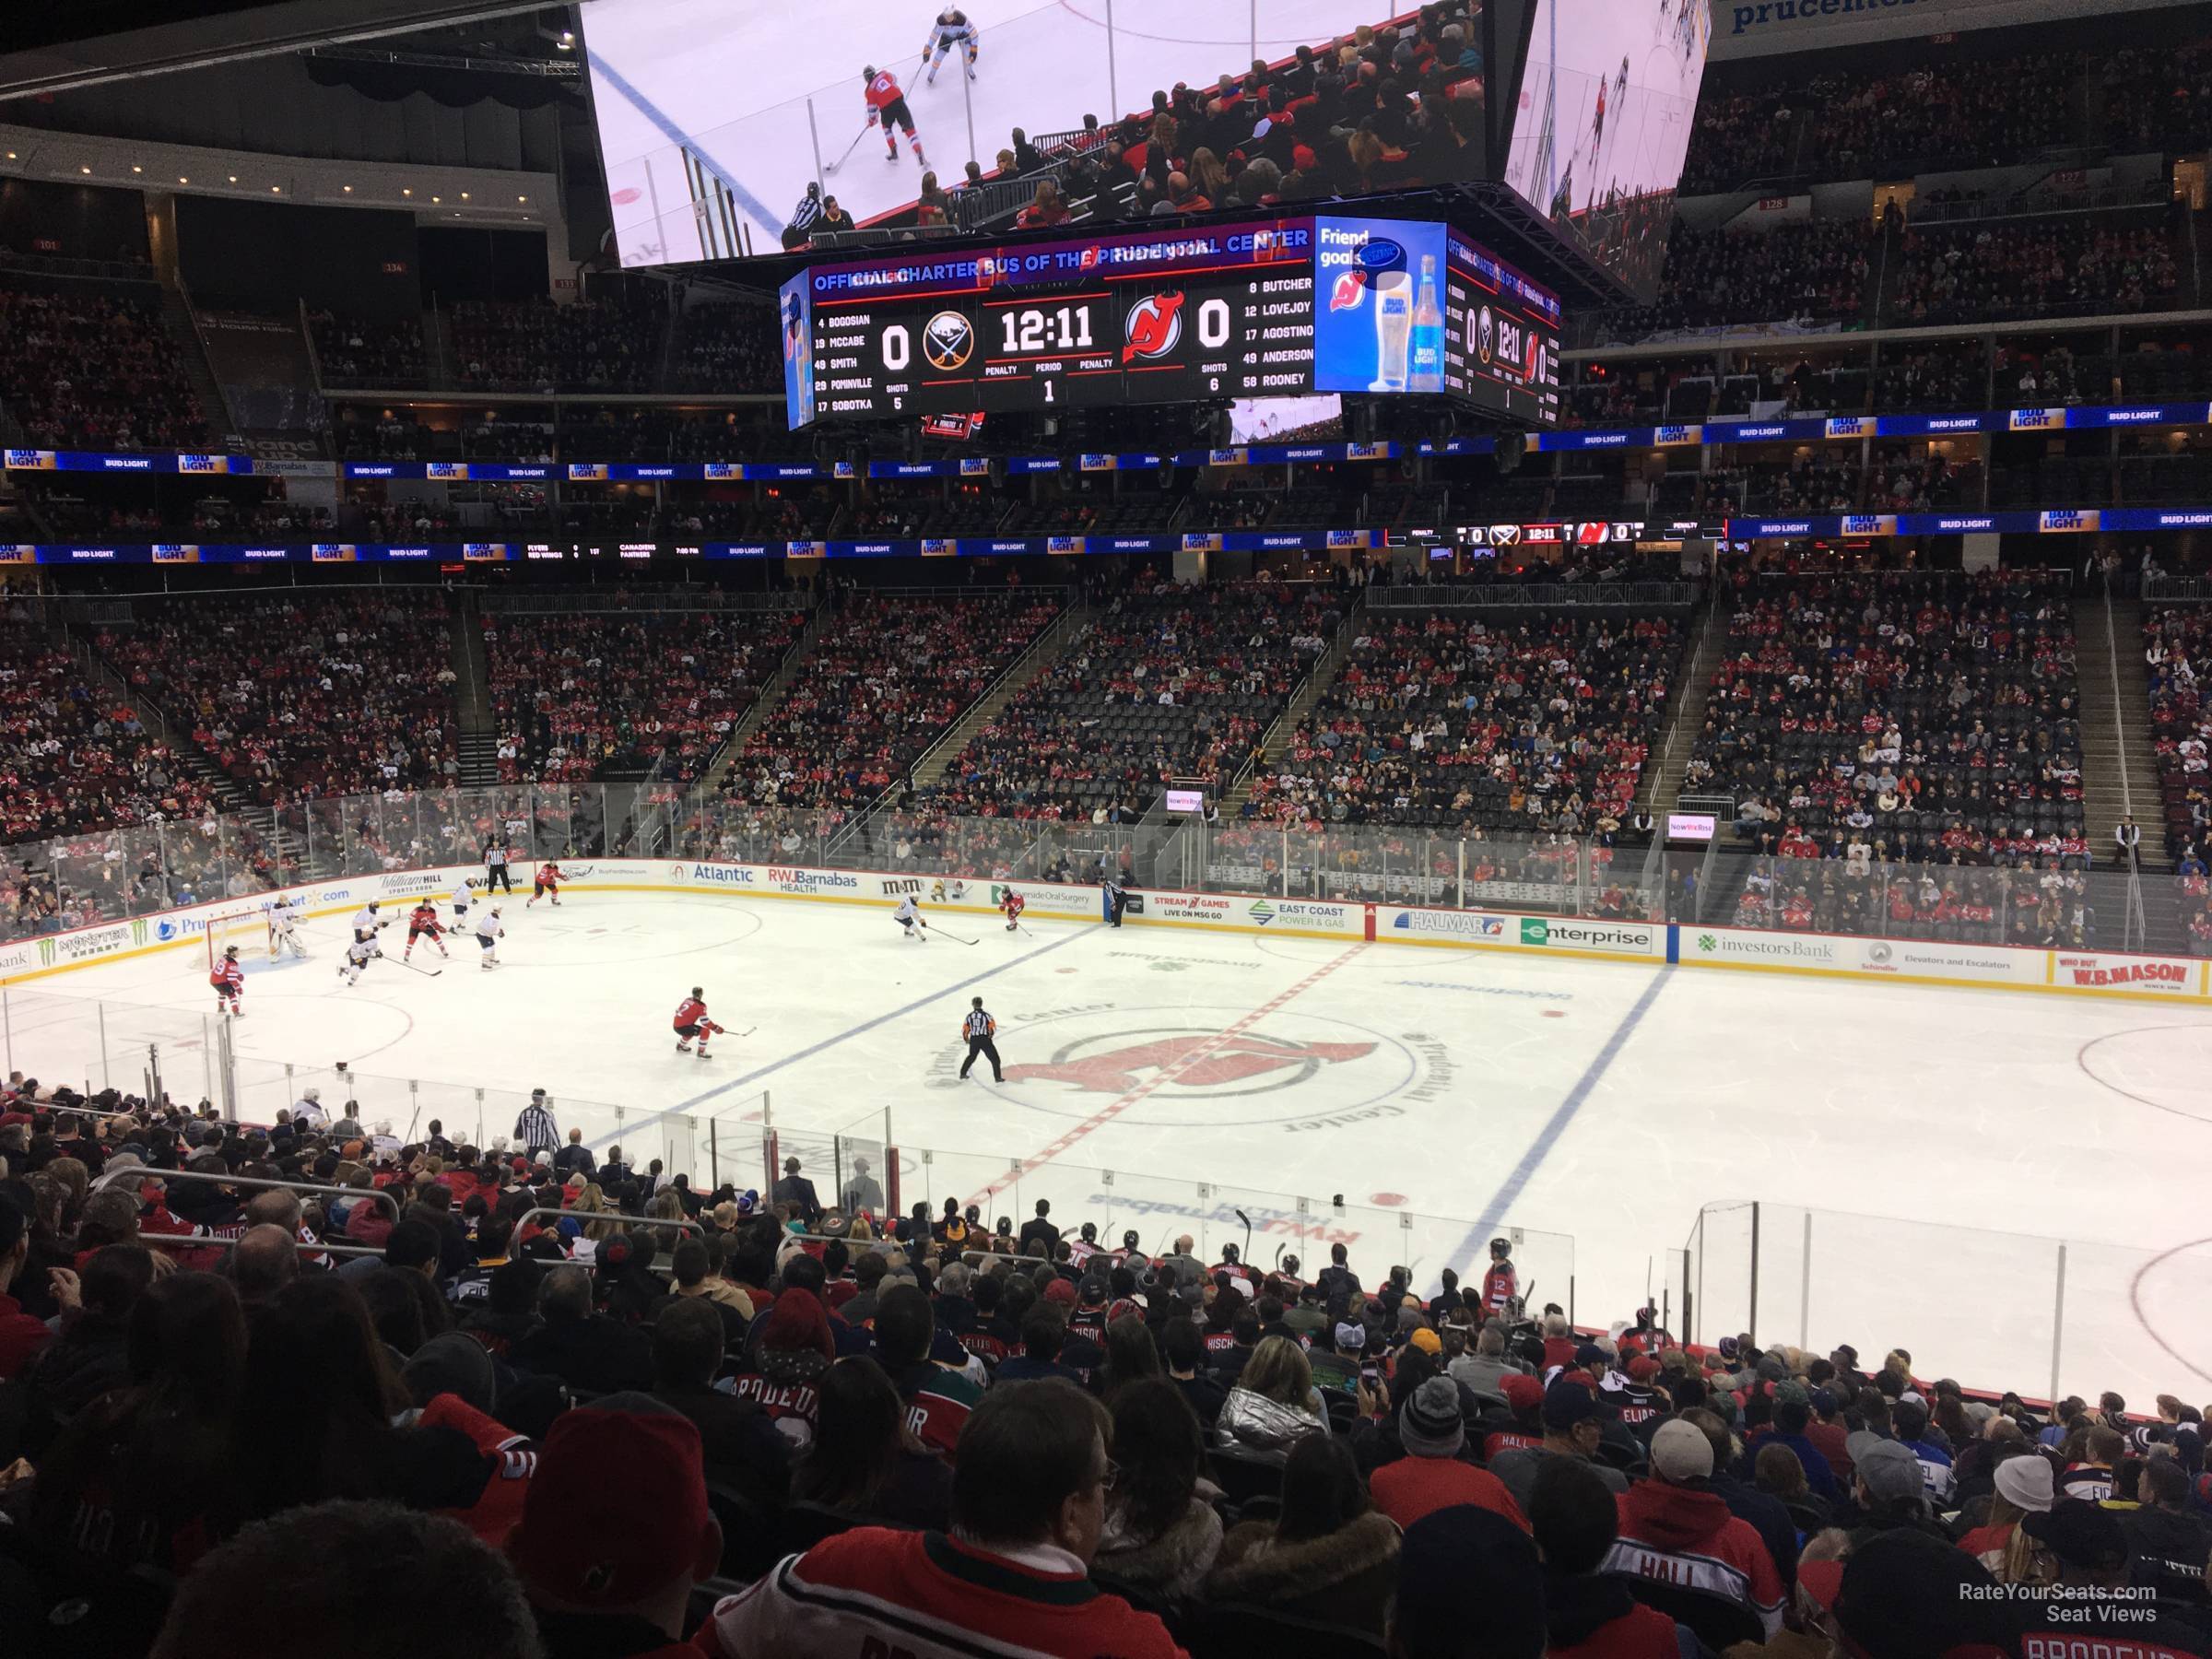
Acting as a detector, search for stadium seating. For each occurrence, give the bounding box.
[1889,215,2183,326]
[482,606,805,788]
[724,589,1061,809]
[0,624,217,841]
[91,593,462,806]
[1246,610,1681,838]
[2146,605,2212,870]
[923,580,1347,823]
[1688,571,2087,870]
[0,278,206,450]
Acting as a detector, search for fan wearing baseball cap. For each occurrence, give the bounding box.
[1490,1376,1630,1515]
[703,1378,1183,1659]
[1603,1418,1786,1638]
[506,1394,724,1659]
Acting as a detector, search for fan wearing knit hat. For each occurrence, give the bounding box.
[508,1395,722,1658]
[1368,1374,1528,1533]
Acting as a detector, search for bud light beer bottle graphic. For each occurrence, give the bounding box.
[1370,269,1413,393]
[1408,253,1444,394]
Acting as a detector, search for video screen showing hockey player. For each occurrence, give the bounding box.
[1500,0,1711,300]
[584,0,1489,268]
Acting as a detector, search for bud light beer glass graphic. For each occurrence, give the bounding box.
[1370,270,1413,392]
[1408,253,1445,394]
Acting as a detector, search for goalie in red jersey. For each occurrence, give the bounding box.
[529,859,565,908]
[1001,888,1025,933]
[405,900,450,961]
[674,986,724,1059]
[209,945,244,1017]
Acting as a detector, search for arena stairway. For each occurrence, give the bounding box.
[159,282,241,445]
[450,590,497,788]
[1636,590,1729,819]
[2076,591,2188,953]
[693,594,830,800]
[70,620,312,871]
[1214,590,1368,818]
[903,597,1091,791]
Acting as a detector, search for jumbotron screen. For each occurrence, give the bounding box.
[1501,0,1711,298]
[581,0,1490,267]
[778,212,1560,428]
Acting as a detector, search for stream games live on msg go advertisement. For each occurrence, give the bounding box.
[779,212,1559,429]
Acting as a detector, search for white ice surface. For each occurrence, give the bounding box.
[25,889,2212,1403]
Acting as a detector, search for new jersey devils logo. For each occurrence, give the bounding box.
[1123,291,1185,362]
[1006,1032,1377,1095]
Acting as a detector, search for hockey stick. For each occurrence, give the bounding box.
[933,928,981,946]
[393,954,444,978]
[822,120,875,175]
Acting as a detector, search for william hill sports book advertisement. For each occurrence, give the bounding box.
[781,212,1559,429]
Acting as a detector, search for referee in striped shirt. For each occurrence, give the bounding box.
[959,996,1003,1082]
[513,1089,559,1158]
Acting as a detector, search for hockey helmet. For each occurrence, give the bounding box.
[863,64,877,78]
[223,945,239,958]
[1489,1236,1512,1260]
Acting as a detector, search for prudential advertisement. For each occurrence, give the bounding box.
[1312,217,1449,397]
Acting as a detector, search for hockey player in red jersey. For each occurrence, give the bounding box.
[674,986,725,1059]
[528,859,564,908]
[863,65,926,165]
[405,900,450,960]
[209,945,245,1016]
[1479,1236,1521,1318]
[1000,888,1025,933]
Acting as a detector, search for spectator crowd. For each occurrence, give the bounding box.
[3,1087,2210,1659]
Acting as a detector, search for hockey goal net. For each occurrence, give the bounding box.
[205,905,273,971]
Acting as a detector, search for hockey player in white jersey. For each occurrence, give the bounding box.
[452,877,475,933]
[351,900,388,943]
[338,935,379,988]
[270,894,310,959]
[922,7,979,83]
[474,905,505,970]
[892,893,928,941]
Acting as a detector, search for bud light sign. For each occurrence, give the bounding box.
[1312,216,1448,397]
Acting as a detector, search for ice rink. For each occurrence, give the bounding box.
[582,0,1402,264]
[21,888,2212,1404]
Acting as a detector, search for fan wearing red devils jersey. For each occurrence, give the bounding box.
[528,859,564,907]
[863,66,926,164]
[674,986,724,1058]
[700,1379,1181,1659]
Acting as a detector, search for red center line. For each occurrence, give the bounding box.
[967,942,1369,1206]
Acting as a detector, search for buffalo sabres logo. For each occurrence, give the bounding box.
[923,310,974,371]
[1476,304,1496,367]
[1122,290,1185,363]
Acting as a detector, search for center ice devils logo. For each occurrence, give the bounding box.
[923,311,974,371]
[1005,1030,1377,1095]
[1122,291,1185,362]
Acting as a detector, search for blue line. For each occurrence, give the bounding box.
[585,49,782,241]
[1447,967,1670,1280]
[584,922,1089,1154]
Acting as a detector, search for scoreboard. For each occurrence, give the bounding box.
[781,213,1558,429]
